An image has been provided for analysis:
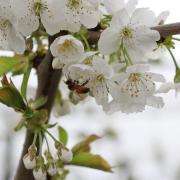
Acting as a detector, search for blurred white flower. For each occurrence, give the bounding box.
[58,0,101,32]
[23,145,37,169]
[47,163,57,176]
[50,35,85,70]
[11,0,63,36]
[53,100,71,117]
[0,0,25,53]
[87,56,115,108]
[98,8,160,63]
[23,154,36,169]
[104,0,138,15]
[60,148,73,163]
[108,64,166,113]
[33,167,47,180]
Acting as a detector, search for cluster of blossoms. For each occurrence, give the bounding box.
[23,134,73,180]
[0,0,179,115]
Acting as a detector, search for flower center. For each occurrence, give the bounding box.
[0,19,10,29]
[57,40,74,54]
[63,40,72,47]
[96,74,104,81]
[67,0,82,10]
[33,0,47,16]
[121,73,155,97]
[121,26,133,39]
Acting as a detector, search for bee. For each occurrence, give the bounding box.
[65,79,90,94]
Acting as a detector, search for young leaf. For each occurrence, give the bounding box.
[71,152,112,172]
[14,118,25,131]
[58,126,68,145]
[21,67,32,99]
[0,56,19,77]
[0,76,26,112]
[72,135,101,155]
[29,96,48,110]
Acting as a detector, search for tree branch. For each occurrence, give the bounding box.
[14,38,62,180]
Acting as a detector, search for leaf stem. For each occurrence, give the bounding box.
[45,130,59,143]
[172,37,180,41]
[44,134,50,152]
[32,132,38,145]
[166,46,179,69]
[81,34,91,51]
[38,132,43,155]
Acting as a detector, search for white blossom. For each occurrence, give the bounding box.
[98,8,160,63]
[53,100,71,117]
[58,0,101,32]
[23,153,36,169]
[33,168,47,180]
[157,82,180,96]
[11,0,63,36]
[104,0,138,15]
[47,163,57,176]
[107,64,166,114]
[87,56,115,107]
[0,0,25,53]
[50,35,85,70]
[23,145,37,169]
[60,148,73,163]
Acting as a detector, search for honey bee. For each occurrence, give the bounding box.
[65,79,90,94]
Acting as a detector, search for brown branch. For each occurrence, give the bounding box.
[88,22,180,45]
[14,38,62,180]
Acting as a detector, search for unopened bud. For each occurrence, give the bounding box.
[23,145,37,169]
[33,167,47,180]
[60,148,73,163]
[47,163,57,176]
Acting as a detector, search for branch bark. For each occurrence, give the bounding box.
[14,22,180,180]
[14,38,62,180]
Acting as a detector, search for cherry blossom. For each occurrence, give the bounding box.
[107,64,166,113]
[0,0,25,53]
[11,0,63,36]
[98,8,160,63]
[58,0,101,32]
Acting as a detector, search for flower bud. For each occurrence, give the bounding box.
[60,148,73,163]
[23,145,37,169]
[47,163,57,176]
[53,100,71,117]
[33,167,47,180]
[33,156,47,180]
[45,151,58,176]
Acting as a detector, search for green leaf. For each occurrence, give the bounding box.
[0,87,26,112]
[58,126,68,145]
[71,152,112,172]
[14,118,25,131]
[21,67,32,99]
[29,96,48,110]
[0,76,26,112]
[0,56,19,77]
[72,135,101,155]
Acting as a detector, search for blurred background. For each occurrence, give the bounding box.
[0,0,180,179]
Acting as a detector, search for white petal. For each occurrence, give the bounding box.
[146,96,164,109]
[110,9,130,28]
[8,27,25,54]
[147,72,166,82]
[98,28,120,55]
[104,0,125,14]
[156,82,174,93]
[126,64,150,73]
[131,8,156,26]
